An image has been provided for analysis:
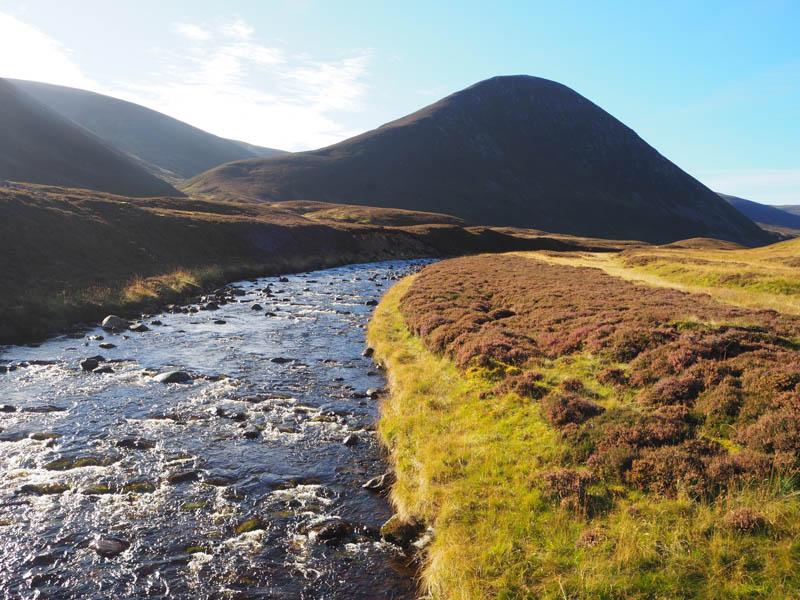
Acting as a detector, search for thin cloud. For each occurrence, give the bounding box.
[173,23,212,41]
[106,19,371,150]
[0,12,372,151]
[0,11,97,89]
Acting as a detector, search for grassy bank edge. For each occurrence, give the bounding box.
[368,271,800,599]
[1,250,406,347]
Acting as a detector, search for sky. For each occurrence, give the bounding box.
[0,0,798,204]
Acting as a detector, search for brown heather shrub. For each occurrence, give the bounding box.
[737,407,800,454]
[724,508,766,534]
[599,408,691,449]
[492,370,547,399]
[695,376,742,418]
[541,394,605,428]
[637,375,704,407]
[539,469,599,514]
[597,367,628,386]
[706,451,775,487]
[560,378,585,393]
[587,444,640,482]
[626,446,711,498]
[400,255,800,498]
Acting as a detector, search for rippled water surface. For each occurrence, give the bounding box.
[0,260,430,599]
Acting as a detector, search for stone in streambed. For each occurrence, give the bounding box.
[362,471,395,493]
[98,343,116,349]
[0,404,17,412]
[167,469,200,484]
[116,437,156,450]
[342,434,360,447]
[129,323,149,332]
[154,371,191,384]
[362,347,374,358]
[22,405,66,413]
[18,482,69,495]
[380,515,426,549]
[80,358,100,371]
[243,426,260,440]
[101,315,129,331]
[309,519,352,544]
[91,538,130,557]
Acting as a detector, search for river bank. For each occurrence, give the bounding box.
[0,184,625,346]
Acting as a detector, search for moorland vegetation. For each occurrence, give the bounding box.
[369,250,800,599]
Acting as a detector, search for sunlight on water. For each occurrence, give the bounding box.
[0,260,431,599]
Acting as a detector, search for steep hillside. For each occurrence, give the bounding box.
[185,75,773,246]
[0,79,179,196]
[721,193,800,235]
[11,78,286,182]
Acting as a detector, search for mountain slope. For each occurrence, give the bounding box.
[721,193,800,233]
[185,75,772,246]
[0,79,180,197]
[11,78,286,182]
[777,205,800,216]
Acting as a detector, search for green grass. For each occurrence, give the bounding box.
[368,276,800,599]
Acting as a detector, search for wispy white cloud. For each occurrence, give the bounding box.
[0,11,372,151]
[694,169,800,205]
[173,23,211,42]
[0,11,97,89]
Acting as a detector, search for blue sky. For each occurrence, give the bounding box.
[1,0,797,203]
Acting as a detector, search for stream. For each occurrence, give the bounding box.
[0,259,430,599]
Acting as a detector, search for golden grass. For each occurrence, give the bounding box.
[513,237,800,315]
[369,276,800,599]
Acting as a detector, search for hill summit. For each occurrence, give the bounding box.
[185,75,772,246]
[0,79,180,197]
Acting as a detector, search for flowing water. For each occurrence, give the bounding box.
[0,260,431,599]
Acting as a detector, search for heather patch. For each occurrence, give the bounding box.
[400,255,800,497]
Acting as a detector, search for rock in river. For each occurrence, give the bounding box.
[129,323,150,332]
[80,358,100,372]
[380,515,426,549]
[101,315,129,331]
[154,371,192,384]
[91,538,130,557]
[362,471,395,493]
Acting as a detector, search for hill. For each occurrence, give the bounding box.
[777,205,800,216]
[0,79,179,197]
[184,75,773,246]
[721,193,800,236]
[10,78,286,183]
[0,182,623,345]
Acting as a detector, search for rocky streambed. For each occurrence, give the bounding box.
[0,260,431,599]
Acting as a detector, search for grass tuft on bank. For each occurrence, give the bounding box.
[369,258,800,599]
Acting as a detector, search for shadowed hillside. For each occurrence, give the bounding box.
[11,78,286,182]
[721,193,800,236]
[0,183,624,344]
[185,75,773,246]
[0,79,180,197]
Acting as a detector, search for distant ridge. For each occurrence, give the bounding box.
[721,193,800,234]
[185,75,773,246]
[0,78,180,197]
[11,79,286,183]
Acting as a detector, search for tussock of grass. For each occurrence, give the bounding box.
[369,269,800,599]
